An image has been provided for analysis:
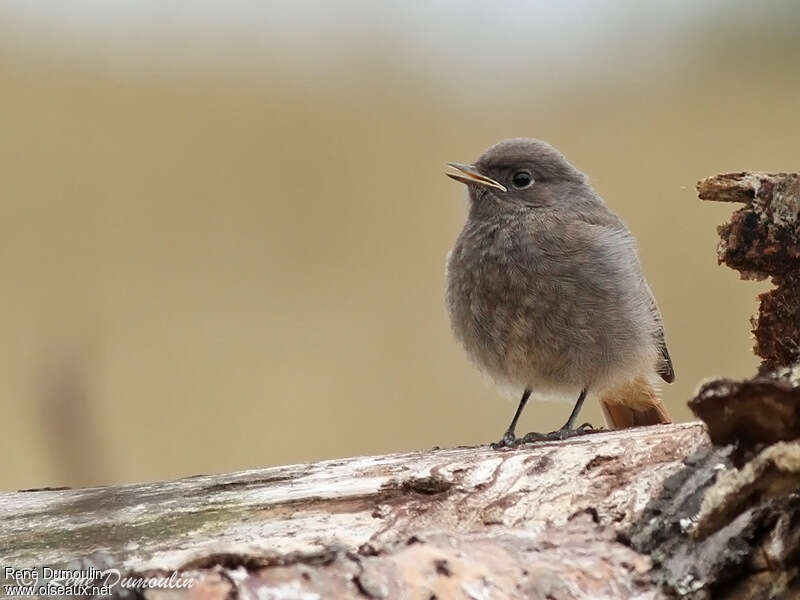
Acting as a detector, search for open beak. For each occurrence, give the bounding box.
[445,162,507,192]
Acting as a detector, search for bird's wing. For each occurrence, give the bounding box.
[572,210,675,384]
[644,282,675,383]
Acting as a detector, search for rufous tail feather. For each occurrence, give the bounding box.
[599,377,671,429]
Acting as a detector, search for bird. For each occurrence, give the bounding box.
[444,138,674,448]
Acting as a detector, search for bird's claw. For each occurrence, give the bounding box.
[491,423,603,449]
[491,430,519,449]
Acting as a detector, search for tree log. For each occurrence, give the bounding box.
[0,424,711,599]
[3,421,796,599]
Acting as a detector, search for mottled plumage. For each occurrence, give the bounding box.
[445,138,673,442]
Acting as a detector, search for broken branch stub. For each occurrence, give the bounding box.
[697,171,800,370]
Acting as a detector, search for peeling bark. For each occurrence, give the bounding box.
[2,418,796,599]
[1,424,705,599]
[697,171,800,370]
[689,366,800,465]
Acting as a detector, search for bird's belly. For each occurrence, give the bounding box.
[447,259,652,393]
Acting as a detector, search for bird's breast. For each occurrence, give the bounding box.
[445,220,568,376]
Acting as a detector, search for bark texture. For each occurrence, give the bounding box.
[2,424,705,599]
[681,171,800,598]
[697,171,800,370]
[2,419,798,599]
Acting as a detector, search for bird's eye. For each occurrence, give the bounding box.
[511,170,533,189]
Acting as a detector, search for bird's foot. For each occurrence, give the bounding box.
[496,423,601,448]
[491,423,603,449]
[524,428,581,443]
[573,422,598,433]
[535,422,605,441]
[491,430,519,450]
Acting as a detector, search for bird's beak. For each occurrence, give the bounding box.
[445,162,507,192]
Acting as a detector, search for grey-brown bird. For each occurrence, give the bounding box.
[445,138,674,447]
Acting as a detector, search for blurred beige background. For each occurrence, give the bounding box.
[1,2,797,490]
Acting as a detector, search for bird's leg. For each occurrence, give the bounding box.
[491,388,531,449]
[493,388,601,448]
[532,388,595,440]
[517,388,601,444]
[560,388,588,430]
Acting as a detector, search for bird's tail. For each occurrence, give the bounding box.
[599,377,671,428]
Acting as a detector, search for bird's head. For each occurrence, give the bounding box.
[446,138,588,215]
